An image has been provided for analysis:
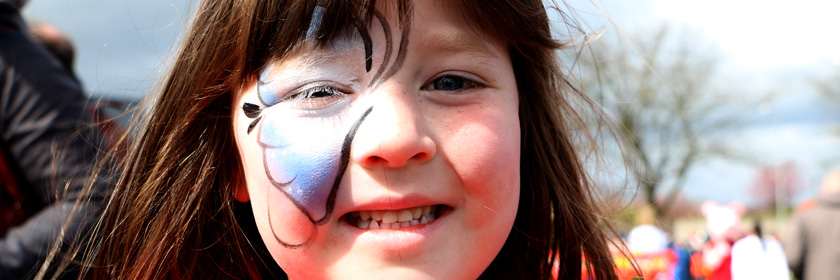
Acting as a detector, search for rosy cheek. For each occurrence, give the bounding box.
[443,106,520,228]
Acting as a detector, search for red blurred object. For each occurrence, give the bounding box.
[578,249,677,280]
[750,162,803,209]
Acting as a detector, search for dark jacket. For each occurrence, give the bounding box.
[784,192,840,280]
[0,1,108,278]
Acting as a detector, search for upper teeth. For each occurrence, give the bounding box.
[352,205,437,230]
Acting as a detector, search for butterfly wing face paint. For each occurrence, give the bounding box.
[244,60,374,246]
[256,96,371,224]
[258,114,341,222]
[244,92,373,247]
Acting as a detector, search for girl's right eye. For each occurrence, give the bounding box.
[280,85,349,111]
[286,86,344,100]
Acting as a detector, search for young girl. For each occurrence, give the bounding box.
[48,0,621,279]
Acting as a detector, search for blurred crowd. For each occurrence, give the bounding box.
[589,171,840,280]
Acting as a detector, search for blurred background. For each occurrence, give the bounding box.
[24,0,189,102]
[22,0,840,246]
[554,0,840,241]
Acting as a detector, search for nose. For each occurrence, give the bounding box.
[351,84,436,169]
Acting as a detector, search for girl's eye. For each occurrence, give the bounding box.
[422,75,481,92]
[433,76,465,91]
[272,85,349,111]
[288,86,344,100]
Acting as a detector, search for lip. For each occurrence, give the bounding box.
[339,194,448,214]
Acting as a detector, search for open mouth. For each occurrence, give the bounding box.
[344,205,449,230]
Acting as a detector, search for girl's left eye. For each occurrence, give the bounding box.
[422,75,481,92]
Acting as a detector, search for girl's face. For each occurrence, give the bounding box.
[232,1,520,278]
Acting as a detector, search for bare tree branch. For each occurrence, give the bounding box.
[573,24,754,229]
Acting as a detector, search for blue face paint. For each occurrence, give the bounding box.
[257,109,343,221]
[257,64,281,106]
[257,103,372,224]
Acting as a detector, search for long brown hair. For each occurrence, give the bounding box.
[47,0,619,279]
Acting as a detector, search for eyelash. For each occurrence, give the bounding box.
[283,85,347,102]
[269,85,351,112]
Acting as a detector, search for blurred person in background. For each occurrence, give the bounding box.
[784,170,840,280]
[0,0,109,278]
[618,205,693,280]
[699,201,745,280]
[730,220,789,280]
[28,21,76,81]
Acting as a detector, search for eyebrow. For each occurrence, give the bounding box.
[275,39,351,68]
[416,31,498,59]
[262,45,350,83]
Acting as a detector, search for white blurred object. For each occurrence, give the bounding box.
[731,235,790,280]
[627,224,669,253]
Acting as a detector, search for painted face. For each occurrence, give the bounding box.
[232,0,521,278]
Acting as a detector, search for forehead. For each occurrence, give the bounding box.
[411,21,501,60]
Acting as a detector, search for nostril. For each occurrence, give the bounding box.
[411,152,431,161]
[362,152,432,168]
[365,156,387,165]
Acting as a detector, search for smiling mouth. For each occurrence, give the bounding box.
[344,205,448,230]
